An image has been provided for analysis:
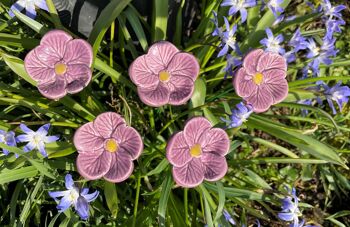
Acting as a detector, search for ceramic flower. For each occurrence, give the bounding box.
[129,41,200,107]
[24,30,93,100]
[233,49,288,113]
[74,112,143,183]
[166,117,230,188]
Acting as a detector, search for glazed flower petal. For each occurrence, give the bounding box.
[103,152,134,183]
[245,85,274,113]
[234,68,257,98]
[76,151,112,180]
[24,50,55,83]
[111,124,143,160]
[166,132,192,167]
[129,55,159,88]
[137,83,170,107]
[37,77,67,100]
[172,158,204,188]
[257,52,287,73]
[184,117,212,147]
[263,69,289,104]
[243,49,264,75]
[202,128,230,156]
[146,41,179,73]
[168,75,195,105]
[65,64,92,93]
[167,53,199,81]
[93,112,126,138]
[73,122,104,152]
[201,153,228,181]
[40,30,72,59]
[64,39,93,66]
[35,45,62,66]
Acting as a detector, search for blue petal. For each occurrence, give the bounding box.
[45,135,59,143]
[240,9,248,23]
[75,197,89,220]
[81,189,99,202]
[49,190,68,199]
[37,141,48,157]
[16,134,31,143]
[2,149,9,155]
[278,212,294,221]
[57,195,73,212]
[218,44,229,57]
[37,124,50,136]
[228,6,239,15]
[23,141,36,152]
[20,124,33,134]
[25,5,37,19]
[35,0,49,11]
[9,3,25,17]
[65,174,75,190]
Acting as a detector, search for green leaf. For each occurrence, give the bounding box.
[0,52,36,86]
[11,10,47,34]
[45,0,63,28]
[244,168,272,190]
[288,76,350,88]
[146,158,169,176]
[0,166,38,184]
[88,0,131,60]
[213,182,225,224]
[190,78,206,116]
[247,116,347,168]
[152,0,168,41]
[104,182,119,218]
[125,7,148,51]
[158,172,173,226]
[203,190,214,227]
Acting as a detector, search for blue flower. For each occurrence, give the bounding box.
[221,0,257,23]
[278,187,301,227]
[267,0,284,18]
[0,130,17,156]
[49,174,99,220]
[325,19,345,38]
[318,81,350,115]
[305,37,337,75]
[223,209,236,225]
[221,102,253,128]
[288,28,308,52]
[297,99,312,117]
[260,28,285,55]
[9,0,48,19]
[224,54,242,78]
[17,123,59,157]
[217,17,240,57]
[211,11,224,38]
[321,0,346,21]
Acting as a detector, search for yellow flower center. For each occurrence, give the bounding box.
[54,63,67,75]
[159,70,171,82]
[105,139,118,153]
[253,72,264,85]
[189,144,202,157]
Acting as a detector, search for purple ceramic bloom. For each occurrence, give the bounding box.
[166,117,230,188]
[24,30,93,100]
[260,28,285,55]
[0,130,17,156]
[221,0,257,23]
[233,49,288,113]
[9,0,48,19]
[129,41,199,107]
[49,174,99,220]
[74,112,143,183]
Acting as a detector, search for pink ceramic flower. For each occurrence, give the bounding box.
[73,112,143,183]
[129,41,200,107]
[166,117,230,188]
[24,30,93,100]
[233,49,288,113]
